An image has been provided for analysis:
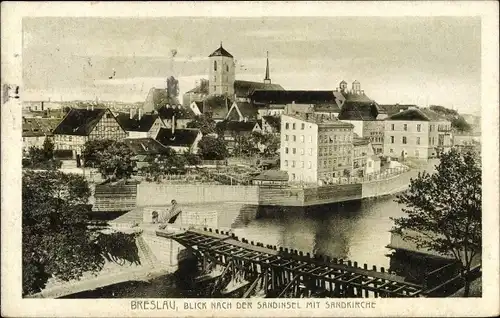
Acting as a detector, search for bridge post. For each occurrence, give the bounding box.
[372,265,378,297]
[364,264,369,297]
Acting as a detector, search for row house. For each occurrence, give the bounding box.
[352,136,380,177]
[280,106,354,184]
[383,108,452,160]
[52,107,127,159]
[338,100,385,154]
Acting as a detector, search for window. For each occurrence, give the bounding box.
[214,61,217,71]
[309,148,313,155]
[292,123,296,130]
[226,65,229,72]
[300,148,304,155]
[69,136,73,142]
[402,136,407,144]
[213,86,216,91]
[323,160,327,167]
[368,161,372,168]
[308,161,312,169]
[284,160,288,167]
[300,135,304,143]
[417,137,420,145]
[292,148,296,154]
[390,136,395,144]
[390,148,394,153]
[403,124,408,131]
[301,161,304,168]
[285,147,289,154]
[391,124,395,131]
[285,135,289,141]
[285,123,289,130]
[292,161,296,167]
[293,135,296,142]
[415,150,420,157]
[309,136,312,142]
[291,173,296,180]
[417,124,421,132]
[301,123,305,130]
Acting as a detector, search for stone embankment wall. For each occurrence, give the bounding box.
[361,168,419,198]
[136,183,259,206]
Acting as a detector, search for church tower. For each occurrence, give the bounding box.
[352,80,361,94]
[208,43,235,96]
[263,51,271,84]
[339,80,347,92]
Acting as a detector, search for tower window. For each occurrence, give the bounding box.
[226,65,229,72]
[214,61,217,71]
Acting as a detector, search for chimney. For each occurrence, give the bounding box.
[171,114,175,134]
[41,101,44,111]
[130,108,136,119]
[87,104,90,111]
[138,108,143,120]
[91,104,94,111]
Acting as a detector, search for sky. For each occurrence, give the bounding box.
[23,16,481,114]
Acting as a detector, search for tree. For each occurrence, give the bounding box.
[22,170,140,295]
[391,148,481,297]
[187,114,216,135]
[42,136,55,160]
[451,116,472,133]
[96,141,135,181]
[166,76,180,105]
[82,139,115,168]
[233,134,259,157]
[23,137,61,170]
[198,136,228,160]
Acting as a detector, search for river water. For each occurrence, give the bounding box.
[66,194,412,298]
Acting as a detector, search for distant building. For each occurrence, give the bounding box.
[123,137,172,170]
[251,170,288,186]
[377,104,417,119]
[338,100,385,154]
[155,127,202,154]
[383,107,452,160]
[280,106,354,184]
[115,109,166,139]
[22,117,61,154]
[260,116,281,135]
[52,107,127,159]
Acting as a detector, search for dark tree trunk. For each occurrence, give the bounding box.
[463,277,471,297]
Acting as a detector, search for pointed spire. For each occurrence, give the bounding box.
[264,51,271,84]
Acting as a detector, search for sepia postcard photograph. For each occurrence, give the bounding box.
[1,1,499,317]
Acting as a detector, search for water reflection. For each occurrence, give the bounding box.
[235,195,405,268]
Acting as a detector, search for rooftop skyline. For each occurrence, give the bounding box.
[23,16,481,114]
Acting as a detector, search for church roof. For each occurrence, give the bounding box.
[209,45,234,58]
[234,80,285,98]
[337,101,379,121]
[250,90,336,105]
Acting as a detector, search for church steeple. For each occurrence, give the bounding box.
[264,51,271,84]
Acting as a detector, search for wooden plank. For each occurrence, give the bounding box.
[345,274,363,283]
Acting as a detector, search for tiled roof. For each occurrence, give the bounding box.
[53,108,109,136]
[216,120,258,133]
[115,113,159,132]
[228,101,258,121]
[337,101,379,121]
[123,138,171,155]
[253,170,288,182]
[341,92,373,103]
[155,128,200,148]
[386,108,445,121]
[208,45,234,58]
[157,106,195,120]
[234,80,285,98]
[250,90,336,105]
[22,117,61,137]
[202,95,231,120]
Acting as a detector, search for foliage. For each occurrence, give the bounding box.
[199,78,209,93]
[252,131,280,157]
[198,136,228,160]
[451,116,472,133]
[82,139,115,168]
[140,147,190,181]
[391,148,481,296]
[22,138,61,170]
[429,105,459,117]
[22,170,140,296]
[183,152,202,166]
[187,113,216,135]
[232,135,259,157]
[95,141,136,181]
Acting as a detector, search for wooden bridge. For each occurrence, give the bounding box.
[157,228,427,298]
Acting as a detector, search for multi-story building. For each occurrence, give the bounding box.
[22,117,61,154]
[280,107,354,184]
[383,108,452,160]
[115,108,166,139]
[352,137,380,177]
[53,107,127,159]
